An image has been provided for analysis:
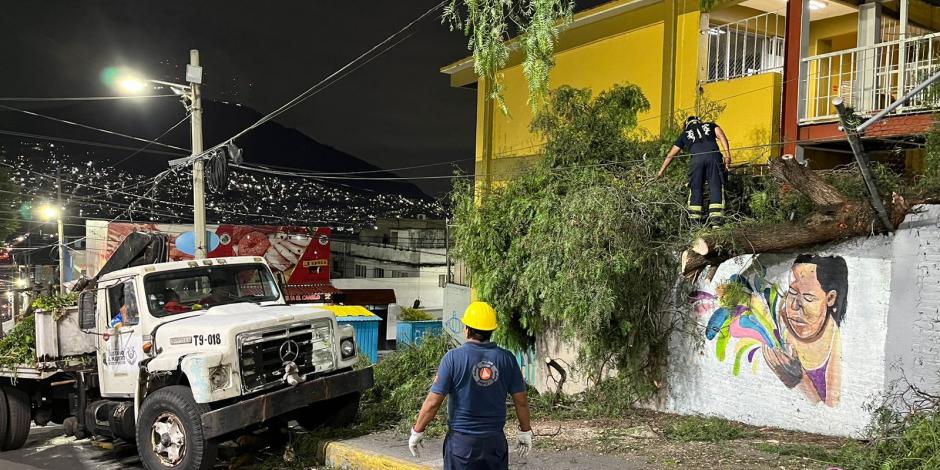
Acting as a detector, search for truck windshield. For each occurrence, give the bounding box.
[144,263,280,316]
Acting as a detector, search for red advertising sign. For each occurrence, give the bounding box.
[87,222,331,284]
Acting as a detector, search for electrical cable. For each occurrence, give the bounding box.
[108,113,193,167]
[0,104,190,152]
[183,1,447,165]
[0,94,178,102]
[0,129,187,156]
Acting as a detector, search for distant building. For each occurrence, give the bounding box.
[331,218,448,315]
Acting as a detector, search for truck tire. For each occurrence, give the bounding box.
[295,392,360,430]
[0,387,9,449]
[136,386,218,470]
[1,386,31,451]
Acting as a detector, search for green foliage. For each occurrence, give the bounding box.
[452,83,690,391]
[399,307,434,322]
[0,315,36,375]
[824,162,902,202]
[664,415,752,442]
[359,334,453,434]
[443,0,574,111]
[32,292,78,321]
[920,121,940,194]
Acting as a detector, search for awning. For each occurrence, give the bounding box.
[284,283,339,303]
[319,305,379,318]
[335,289,396,306]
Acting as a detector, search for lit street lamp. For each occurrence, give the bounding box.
[38,204,65,295]
[110,50,208,259]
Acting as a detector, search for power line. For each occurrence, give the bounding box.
[0,129,188,156]
[0,104,190,152]
[187,1,447,164]
[0,94,178,102]
[109,113,192,167]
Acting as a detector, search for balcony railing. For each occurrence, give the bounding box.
[704,11,785,83]
[800,31,940,123]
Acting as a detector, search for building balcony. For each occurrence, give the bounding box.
[800,30,940,123]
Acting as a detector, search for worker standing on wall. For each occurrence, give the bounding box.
[657,116,732,226]
[408,301,533,469]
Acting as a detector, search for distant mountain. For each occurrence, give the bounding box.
[0,98,430,199]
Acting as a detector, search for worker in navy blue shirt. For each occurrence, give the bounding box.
[657,116,732,226]
[409,302,532,470]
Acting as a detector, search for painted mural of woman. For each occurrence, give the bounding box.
[762,255,848,407]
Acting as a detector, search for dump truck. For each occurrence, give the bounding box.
[0,232,373,470]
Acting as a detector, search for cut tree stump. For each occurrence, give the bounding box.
[681,155,910,276]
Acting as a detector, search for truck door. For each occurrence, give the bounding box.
[98,279,143,397]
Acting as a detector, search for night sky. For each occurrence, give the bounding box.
[0,1,479,196]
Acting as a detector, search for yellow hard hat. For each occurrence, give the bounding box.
[461,301,498,331]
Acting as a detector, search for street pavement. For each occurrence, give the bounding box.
[337,431,653,470]
[0,424,143,470]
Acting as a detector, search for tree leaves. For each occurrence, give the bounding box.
[443,0,574,111]
[451,84,689,388]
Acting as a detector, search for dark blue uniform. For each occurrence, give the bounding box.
[674,121,726,224]
[431,341,526,470]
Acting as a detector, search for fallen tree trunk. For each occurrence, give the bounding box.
[682,156,910,276]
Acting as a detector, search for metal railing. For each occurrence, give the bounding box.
[704,11,785,83]
[801,31,940,123]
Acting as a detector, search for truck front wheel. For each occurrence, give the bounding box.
[136,386,218,470]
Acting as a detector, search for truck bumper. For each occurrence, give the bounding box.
[200,367,374,439]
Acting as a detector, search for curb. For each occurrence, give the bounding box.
[317,439,434,470]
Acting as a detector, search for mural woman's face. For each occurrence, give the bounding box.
[781,263,837,341]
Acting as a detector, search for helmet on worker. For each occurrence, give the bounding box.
[462,301,498,331]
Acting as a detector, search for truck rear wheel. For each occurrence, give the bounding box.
[1,385,30,451]
[295,392,360,430]
[136,386,218,470]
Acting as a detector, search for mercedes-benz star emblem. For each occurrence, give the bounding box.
[279,339,300,363]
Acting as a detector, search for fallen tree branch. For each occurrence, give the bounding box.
[681,156,912,276]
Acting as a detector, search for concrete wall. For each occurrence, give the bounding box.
[663,205,940,437]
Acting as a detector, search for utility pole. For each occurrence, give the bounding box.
[832,97,894,232]
[56,167,65,294]
[189,49,207,259]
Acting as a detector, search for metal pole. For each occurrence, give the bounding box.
[190,49,207,259]
[832,97,894,232]
[444,218,451,285]
[56,166,65,294]
[856,67,940,133]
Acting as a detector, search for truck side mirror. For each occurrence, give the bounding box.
[79,291,96,329]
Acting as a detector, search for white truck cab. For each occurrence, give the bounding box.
[0,256,373,470]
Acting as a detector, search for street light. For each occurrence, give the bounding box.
[13,278,28,289]
[38,204,65,295]
[109,50,208,259]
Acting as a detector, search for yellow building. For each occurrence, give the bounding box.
[441,0,940,187]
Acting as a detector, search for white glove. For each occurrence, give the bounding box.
[516,429,533,457]
[408,428,425,458]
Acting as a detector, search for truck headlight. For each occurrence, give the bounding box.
[341,338,356,359]
[209,364,231,391]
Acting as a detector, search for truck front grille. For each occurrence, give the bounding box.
[237,321,334,393]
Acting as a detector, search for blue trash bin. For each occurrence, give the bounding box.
[396,320,443,348]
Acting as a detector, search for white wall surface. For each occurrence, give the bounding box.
[663,205,940,437]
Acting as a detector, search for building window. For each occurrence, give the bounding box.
[373,267,385,278]
[355,265,367,278]
[393,271,410,278]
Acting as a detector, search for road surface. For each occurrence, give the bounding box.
[0,424,143,470]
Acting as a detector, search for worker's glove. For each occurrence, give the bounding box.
[516,429,533,457]
[408,428,425,458]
